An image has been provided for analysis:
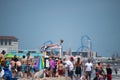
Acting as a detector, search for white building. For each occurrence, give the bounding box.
[0,36,18,53]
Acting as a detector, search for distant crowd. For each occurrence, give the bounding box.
[0,50,118,80]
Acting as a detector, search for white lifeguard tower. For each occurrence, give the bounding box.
[40,40,63,58]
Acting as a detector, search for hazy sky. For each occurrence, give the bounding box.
[0,0,120,56]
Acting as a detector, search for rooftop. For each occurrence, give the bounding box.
[0,36,18,40]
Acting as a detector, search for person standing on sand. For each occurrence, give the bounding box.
[84,59,93,80]
[57,60,65,76]
[0,50,6,65]
[49,56,55,77]
[21,55,27,78]
[26,52,33,79]
[63,57,74,80]
[114,67,118,75]
[106,64,112,80]
[74,57,82,80]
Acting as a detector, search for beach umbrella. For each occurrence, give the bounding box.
[5,53,14,58]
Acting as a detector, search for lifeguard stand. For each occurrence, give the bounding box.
[40,39,63,58]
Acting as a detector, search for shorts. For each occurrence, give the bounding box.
[68,70,73,78]
[11,66,16,72]
[86,71,92,78]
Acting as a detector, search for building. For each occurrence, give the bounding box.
[92,51,97,58]
[0,36,18,53]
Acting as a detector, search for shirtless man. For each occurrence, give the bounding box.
[22,55,26,64]
[95,62,103,73]
[21,55,27,78]
[26,52,33,78]
[16,60,22,67]
[0,50,6,65]
[26,52,32,65]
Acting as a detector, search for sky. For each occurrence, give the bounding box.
[0,0,120,57]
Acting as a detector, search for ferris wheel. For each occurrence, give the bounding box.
[77,35,92,52]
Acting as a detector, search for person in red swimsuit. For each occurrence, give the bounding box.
[58,60,65,76]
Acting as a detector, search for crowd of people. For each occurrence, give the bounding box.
[0,50,114,80]
[43,54,113,80]
[0,50,38,80]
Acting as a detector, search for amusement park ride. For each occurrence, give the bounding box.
[40,35,92,59]
[77,35,92,59]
